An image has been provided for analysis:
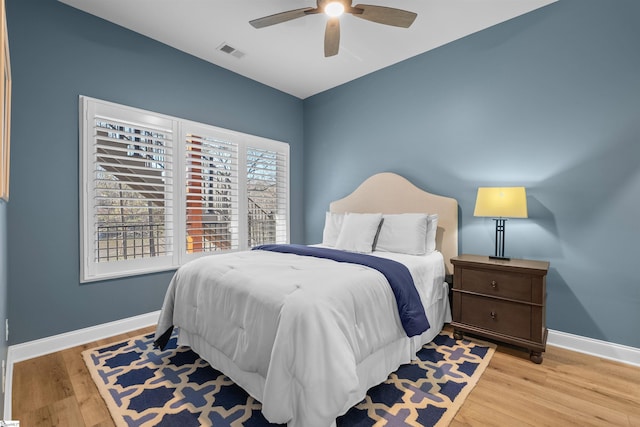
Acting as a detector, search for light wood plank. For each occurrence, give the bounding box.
[46,396,86,427]
[12,352,74,415]
[457,343,640,427]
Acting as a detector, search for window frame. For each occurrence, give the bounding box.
[80,96,290,283]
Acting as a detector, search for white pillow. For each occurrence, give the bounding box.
[375,213,428,255]
[321,212,345,247]
[426,214,439,254]
[335,213,383,253]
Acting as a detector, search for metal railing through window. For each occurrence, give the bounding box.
[96,224,166,261]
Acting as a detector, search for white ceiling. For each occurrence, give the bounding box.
[59,0,556,99]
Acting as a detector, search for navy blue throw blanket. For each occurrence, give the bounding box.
[253,244,429,337]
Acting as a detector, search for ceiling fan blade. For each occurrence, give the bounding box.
[352,4,417,28]
[250,8,314,29]
[324,17,340,57]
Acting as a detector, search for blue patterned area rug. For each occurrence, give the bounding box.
[83,329,495,427]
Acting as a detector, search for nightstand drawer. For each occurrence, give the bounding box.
[460,268,532,302]
[459,294,532,340]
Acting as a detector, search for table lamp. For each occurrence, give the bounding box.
[474,187,528,260]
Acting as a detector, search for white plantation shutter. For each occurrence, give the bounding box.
[93,117,174,260]
[184,131,239,254]
[81,96,289,282]
[247,144,288,246]
[81,97,178,281]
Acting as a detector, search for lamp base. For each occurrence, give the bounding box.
[492,218,508,260]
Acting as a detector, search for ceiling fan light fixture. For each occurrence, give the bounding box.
[249,0,418,57]
[324,2,345,17]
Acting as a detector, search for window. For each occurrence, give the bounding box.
[80,96,289,282]
[246,145,288,247]
[184,128,239,255]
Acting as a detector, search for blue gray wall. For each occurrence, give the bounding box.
[0,201,6,418]
[303,0,640,348]
[5,0,303,344]
[3,0,639,352]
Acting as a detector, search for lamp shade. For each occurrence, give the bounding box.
[474,187,528,218]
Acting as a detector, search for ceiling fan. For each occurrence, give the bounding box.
[249,0,417,57]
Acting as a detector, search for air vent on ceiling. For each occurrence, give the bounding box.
[217,42,245,59]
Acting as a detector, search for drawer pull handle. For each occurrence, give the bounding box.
[490,311,497,320]
[490,280,497,289]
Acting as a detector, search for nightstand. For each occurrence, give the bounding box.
[450,254,550,363]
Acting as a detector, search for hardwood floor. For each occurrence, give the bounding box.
[11,326,640,426]
[11,326,155,427]
[451,339,640,427]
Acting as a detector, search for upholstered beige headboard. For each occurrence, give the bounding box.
[329,172,459,274]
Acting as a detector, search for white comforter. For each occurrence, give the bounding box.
[155,248,445,427]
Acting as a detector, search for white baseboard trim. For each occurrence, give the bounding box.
[547,329,640,368]
[7,310,160,364]
[3,310,160,420]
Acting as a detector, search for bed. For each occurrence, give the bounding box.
[155,172,458,427]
